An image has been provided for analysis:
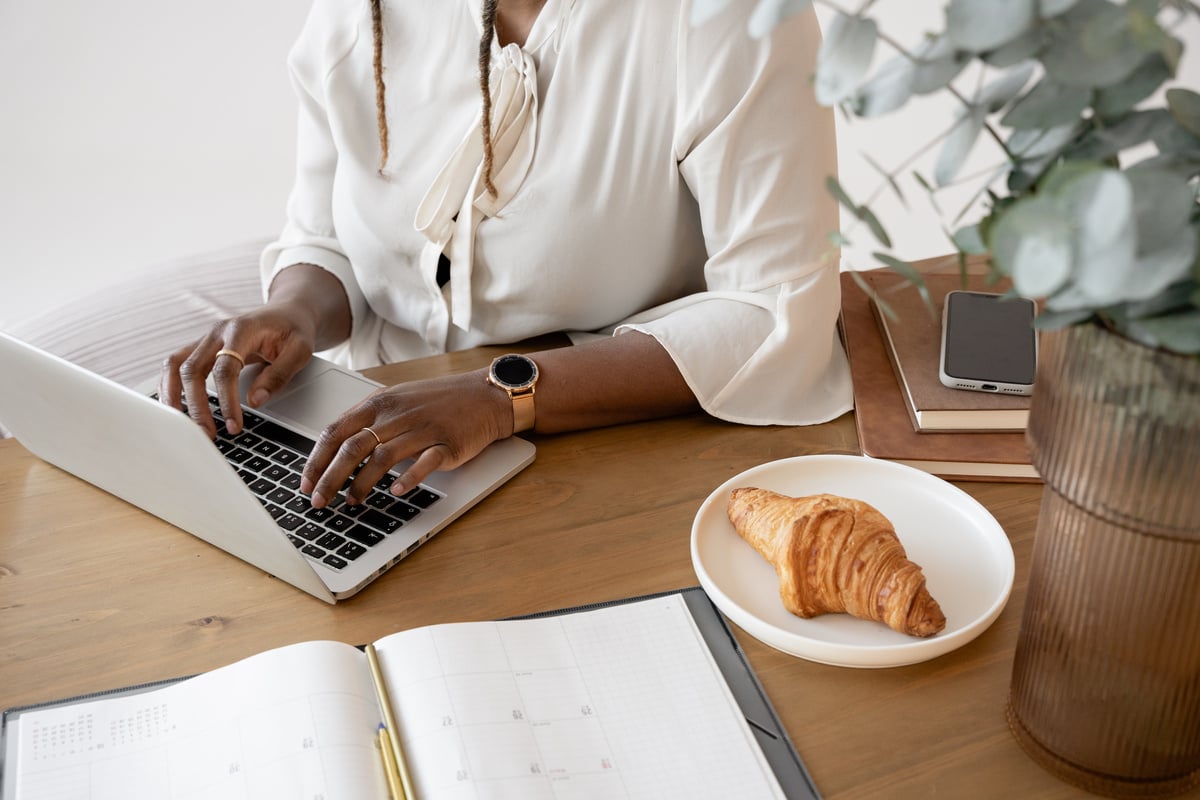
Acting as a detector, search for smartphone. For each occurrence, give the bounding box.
[939,290,1037,395]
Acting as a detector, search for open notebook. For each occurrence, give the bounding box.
[0,331,535,602]
[0,589,820,799]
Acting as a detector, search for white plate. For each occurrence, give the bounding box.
[691,455,1015,668]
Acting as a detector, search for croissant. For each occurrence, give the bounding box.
[726,488,945,638]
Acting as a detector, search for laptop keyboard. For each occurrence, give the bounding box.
[202,394,443,571]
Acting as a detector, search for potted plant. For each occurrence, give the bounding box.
[700,0,1200,796]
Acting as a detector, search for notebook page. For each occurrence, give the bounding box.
[374,593,785,799]
[12,640,387,800]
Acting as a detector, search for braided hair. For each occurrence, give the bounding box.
[369,0,501,196]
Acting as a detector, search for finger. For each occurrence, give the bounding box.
[178,334,226,438]
[343,428,404,504]
[158,342,196,411]
[303,420,379,508]
[245,338,311,409]
[211,347,249,434]
[387,444,452,497]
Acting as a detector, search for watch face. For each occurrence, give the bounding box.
[492,354,537,389]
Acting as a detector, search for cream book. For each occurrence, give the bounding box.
[0,590,816,800]
[864,271,1031,433]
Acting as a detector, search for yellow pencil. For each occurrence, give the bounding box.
[366,644,417,800]
[377,724,403,800]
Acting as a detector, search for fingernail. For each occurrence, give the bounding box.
[225,419,239,435]
[311,492,326,509]
[249,389,269,407]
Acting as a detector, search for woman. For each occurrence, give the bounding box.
[159,0,852,510]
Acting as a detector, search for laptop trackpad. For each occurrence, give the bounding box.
[256,366,380,434]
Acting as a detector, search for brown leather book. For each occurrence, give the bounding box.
[840,269,1039,483]
[861,270,1031,433]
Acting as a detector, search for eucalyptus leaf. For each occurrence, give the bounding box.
[978,62,1037,112]
[1001,78,1092,129]
[1069,109,1175,161]
[1122,310,1200,354]
[1127,167,1195,256]
[825,175,858,214]
[1130,226,1198,303]
[945,0,1037,53]
[853,54,916,117]
[1167,88,1200,139]
[1123,281,1198,319]
[911,35,971,94]
[989,197,1075,297]
[859,205,894,248]
[1040,0,1081,17]
[1038,159,1105,196]
[1126,4,1181,70]
[1063,169,1139,306]
[953,223,987,254]
[982,28,1046,67]
[936,107,986,186]
[1032,307,1096,329]
[872,253,929,306]
[747,0,814,39]
[1042,0,1149,87]
[690,0,733,26]
[815,14,878,105]
[1009,123,1079,160]
[1095,56,1172,118]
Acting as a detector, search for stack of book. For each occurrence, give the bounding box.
[839,266,1040,482]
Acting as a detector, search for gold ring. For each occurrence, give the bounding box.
[363,426,383,447]
[215,348,245,367]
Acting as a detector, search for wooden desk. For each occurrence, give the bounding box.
[0,346,1141,799]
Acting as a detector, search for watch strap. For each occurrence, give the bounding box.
[511,388,535,433]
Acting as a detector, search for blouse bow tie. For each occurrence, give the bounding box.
[414,43,539,332]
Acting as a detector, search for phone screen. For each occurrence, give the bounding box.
[943,291,1037,385]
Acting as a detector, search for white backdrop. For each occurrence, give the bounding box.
[1,3,1197,328]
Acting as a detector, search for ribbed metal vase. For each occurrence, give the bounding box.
[1007,323,1200,798]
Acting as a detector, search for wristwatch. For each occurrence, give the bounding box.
[486,354,539,433]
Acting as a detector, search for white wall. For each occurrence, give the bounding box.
[0,2,306,328]
[1,4,1197,328]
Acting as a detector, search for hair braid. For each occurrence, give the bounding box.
[369,0,390,173]
[370,1,500,193]
[479,0,500,197]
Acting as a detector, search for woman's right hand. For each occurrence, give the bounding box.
[158,263,352,438]
[158,301,319,438]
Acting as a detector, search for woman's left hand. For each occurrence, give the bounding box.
[300,369,513,508]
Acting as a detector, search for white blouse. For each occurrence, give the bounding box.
[261,0,852,425]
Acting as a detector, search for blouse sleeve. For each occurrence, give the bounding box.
[258,0,371,349]
[615,1,852,426]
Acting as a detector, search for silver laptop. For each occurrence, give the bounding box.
[0,331,535,603]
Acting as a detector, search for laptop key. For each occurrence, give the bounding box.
[253,419,315,456]
[316,532,346,550]
[245,456,271,473]
[271,449,300,467]
[357,510,402,534]
[346,525,386,547]
[336,542,368,561]
[403,487,442,508]
[267,487,296,505]
[262,464,290,482]
[327,515,353,533]
[301,544,326,559]
[295,523,323,541]
[322,554,348,570]
[248,478,274,496]
[277,513,305,531]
